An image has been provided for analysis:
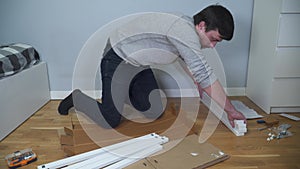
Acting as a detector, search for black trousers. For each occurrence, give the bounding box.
[73,48,163,128]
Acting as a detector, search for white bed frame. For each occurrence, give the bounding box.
[0,62,50,141]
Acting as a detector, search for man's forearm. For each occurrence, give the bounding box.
[202,80,235,114]
[180,61,246,126]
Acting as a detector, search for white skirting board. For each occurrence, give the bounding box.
[271,107,300,113]
[0,62,50,141]
[50,88,246,100]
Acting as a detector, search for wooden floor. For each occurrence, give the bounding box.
[0,96,300,169]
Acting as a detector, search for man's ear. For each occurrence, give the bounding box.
[196,21,206,32]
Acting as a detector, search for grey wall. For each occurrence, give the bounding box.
[0,0,253,92]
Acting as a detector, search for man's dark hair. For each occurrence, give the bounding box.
[193,5,234,41]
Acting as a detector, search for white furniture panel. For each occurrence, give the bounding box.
[271,78,300,106]
[247,0,300,113]
[0,62,50,141]
[274,48,300,78]
[278,14,300,47]
[282,0,300,13]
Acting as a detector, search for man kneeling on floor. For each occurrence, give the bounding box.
[58,5,246,129]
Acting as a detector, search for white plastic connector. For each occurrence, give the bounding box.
[234,120,247,135]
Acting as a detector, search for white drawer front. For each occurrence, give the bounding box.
[274,48,300,78]
[278,14,300,47]
[282,0,300,13]
[271,78,300,106]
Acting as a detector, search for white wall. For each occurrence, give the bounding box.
[0,0,253,97]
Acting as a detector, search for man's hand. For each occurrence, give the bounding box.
[200,80,247,128]
[227,110,247,127]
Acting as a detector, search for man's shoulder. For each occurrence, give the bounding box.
[132,12,191,23]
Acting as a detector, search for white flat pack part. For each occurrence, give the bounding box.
[96,144,162,169]
[37,133,168,169]
[201,92,247,136]
[62,138,167,169]
[280,113,300,121]
[234,120,247,133]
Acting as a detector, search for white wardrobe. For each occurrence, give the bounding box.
[246,0,300,113]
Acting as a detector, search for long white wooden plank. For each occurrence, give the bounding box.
[63,137,167,169]
[103,144,162,169]
[37,133,164,169]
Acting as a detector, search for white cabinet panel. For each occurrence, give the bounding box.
[278,14,300,47]
[282,0,300,13]
[271,78,300,106]
[247,0,300,114]
[274,48,300,77]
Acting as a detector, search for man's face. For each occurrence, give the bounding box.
[195,21,223,48]
[205,30,222,48]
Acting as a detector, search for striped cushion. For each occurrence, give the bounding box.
[0,43,40,78]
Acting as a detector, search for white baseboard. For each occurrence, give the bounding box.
[271,107,300,113]
[50,90,101,100]
[50,87,246,100]
[225,87,246,96]
[50,91,72,100]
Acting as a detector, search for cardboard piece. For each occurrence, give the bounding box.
[125,135,229,169]
[124,159,155,169]
[59,123,100,156]
[65,107,195,148]
[60,126,94,145]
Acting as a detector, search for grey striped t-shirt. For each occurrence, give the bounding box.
[109,12,217,88]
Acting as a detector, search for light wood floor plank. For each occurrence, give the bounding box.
[0,97,299,169]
